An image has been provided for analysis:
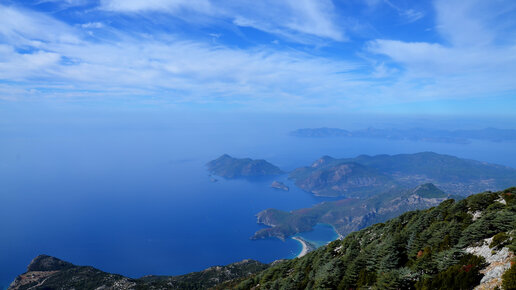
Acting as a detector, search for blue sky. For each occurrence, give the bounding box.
[1,0,515,114]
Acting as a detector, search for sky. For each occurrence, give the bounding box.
[0,0,516,115]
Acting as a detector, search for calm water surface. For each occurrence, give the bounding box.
[1,112,515,288]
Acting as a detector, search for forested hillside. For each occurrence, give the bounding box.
[230,188,516,289]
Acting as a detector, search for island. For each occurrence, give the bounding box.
[271,181,289,191]
[206,154,284,179]
[290,127,516,144]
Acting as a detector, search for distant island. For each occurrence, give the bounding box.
[271,181,289,191]
[291,127,516,144]
[206,154,284,179]
[289,152,516,197]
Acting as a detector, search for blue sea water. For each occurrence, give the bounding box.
[294,224,341,250]
[1,110,515,288]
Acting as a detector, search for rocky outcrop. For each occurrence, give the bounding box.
[466,237,514,290]
[271,181,289,191]
[9,255,135,290]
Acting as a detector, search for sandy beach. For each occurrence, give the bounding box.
[292,237,315,258]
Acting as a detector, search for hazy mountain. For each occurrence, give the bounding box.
[206,154,284,179]
[291,127,516,144]
[289,152,516,197]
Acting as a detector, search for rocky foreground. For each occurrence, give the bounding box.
[8,256,269,290]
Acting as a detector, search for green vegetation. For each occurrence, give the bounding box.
[9,257,269,290]
[252,183,452,240]
[502,258,516,290]
[238,188,516,289]
[207,154,284,178]
[289,152,516,197]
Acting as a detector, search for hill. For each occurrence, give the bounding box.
[290,127,516,144]
[206,154,284,179]
[234,187,516,289]
[251,183,454,240]
[8,257,269,290]
[289,152,516,197]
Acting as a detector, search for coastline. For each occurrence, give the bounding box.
[292,236,316,258]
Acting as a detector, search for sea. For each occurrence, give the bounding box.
[1,108,515,288]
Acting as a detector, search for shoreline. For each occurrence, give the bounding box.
[292,236,315,258]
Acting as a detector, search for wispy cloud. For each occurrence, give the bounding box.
[0,4,361,108]
[99,0,344,42]
[367,0,516,102]
[0,0,515,114]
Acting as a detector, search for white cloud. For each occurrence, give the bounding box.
[366,0,516,102]
[0,4,361,108]
[99,0,344,42]
[100,0,212,13]
[434,0,516,47]
[81,22,104,29]
[365,0,424,23]
[0,5,80,46]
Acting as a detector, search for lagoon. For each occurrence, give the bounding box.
[1,110,515,288]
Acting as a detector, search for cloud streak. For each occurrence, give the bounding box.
[0,0,515,113]
[99,0,344,42]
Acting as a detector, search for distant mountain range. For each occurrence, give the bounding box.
[10,188,516,289]
[291,127,516,144]
[206,154,284,179]
[289,152,516,197]
[252,152,516,240]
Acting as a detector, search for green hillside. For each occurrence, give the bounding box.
[234,187,516,289]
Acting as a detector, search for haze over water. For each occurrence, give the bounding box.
[1,107,516,287]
